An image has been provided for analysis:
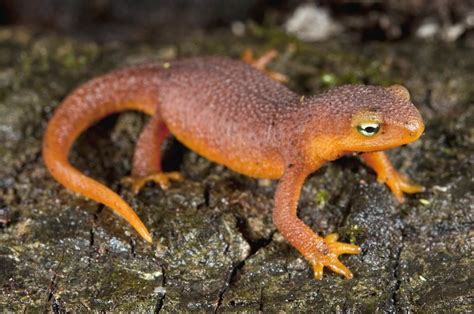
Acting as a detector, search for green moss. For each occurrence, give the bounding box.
[315,189,329,206]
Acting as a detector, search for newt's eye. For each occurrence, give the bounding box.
[357,122,380,137]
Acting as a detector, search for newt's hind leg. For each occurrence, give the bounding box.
[241,48,288,83]
[361,151,424,203]
[121,113,182,194]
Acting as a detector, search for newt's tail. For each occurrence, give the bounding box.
[42,66,160,243]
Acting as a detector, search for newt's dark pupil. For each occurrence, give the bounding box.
[357,124,380,136]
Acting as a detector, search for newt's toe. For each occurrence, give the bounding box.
[398,173,425,194]
[327,258,353,279]
[311,254,354,280]
[312,261,325,280]
[308,233,360,280]
[121,176,146,194]
[327,241,361,255]
[241,48,288,83]
[121,172,183,194]
[379,171,424,203]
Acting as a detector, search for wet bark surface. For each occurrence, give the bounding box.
[0,27,472,312]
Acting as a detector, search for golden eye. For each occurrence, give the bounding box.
[357,122,380,137]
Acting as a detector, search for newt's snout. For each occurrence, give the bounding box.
[405,118,424,140]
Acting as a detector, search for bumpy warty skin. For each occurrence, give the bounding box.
[155,57,302,178]
[152,58,422,176]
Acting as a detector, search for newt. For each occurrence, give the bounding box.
[42,51,425,279]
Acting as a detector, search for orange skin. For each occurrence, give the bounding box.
[43,53,425,280]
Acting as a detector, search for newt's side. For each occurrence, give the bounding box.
[43,55,425,279]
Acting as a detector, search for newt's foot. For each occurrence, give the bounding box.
[241,48,288,83]
[378,170,424,203]
[309,233,361,280]
[121,172,183,194]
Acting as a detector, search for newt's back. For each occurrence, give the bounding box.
[156,57,299,178]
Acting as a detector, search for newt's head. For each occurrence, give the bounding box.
[303,84,424,160]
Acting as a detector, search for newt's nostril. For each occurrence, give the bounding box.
[405,120,419,132]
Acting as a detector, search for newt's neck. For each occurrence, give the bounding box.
[275,92,351,170]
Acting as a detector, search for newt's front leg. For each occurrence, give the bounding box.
[273,165,360,279]
[121,113,182,194]
[361,152,424,203]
